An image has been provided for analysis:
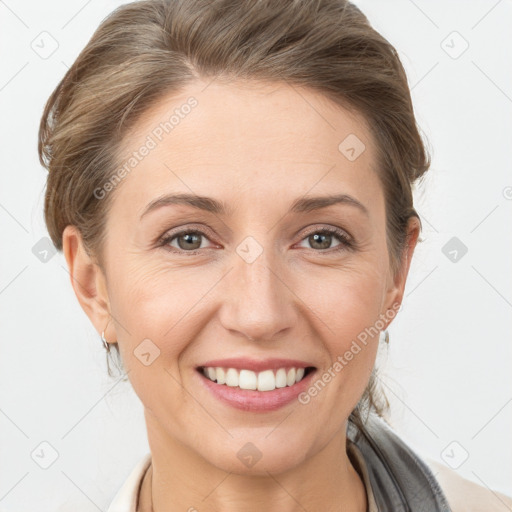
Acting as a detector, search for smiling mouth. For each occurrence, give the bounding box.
[197,366,316,392]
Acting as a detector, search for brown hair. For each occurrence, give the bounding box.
[38,0,430,435]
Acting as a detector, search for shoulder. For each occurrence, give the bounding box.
[423,457,512,512]
[107,452,152,512]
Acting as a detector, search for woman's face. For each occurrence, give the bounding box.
[69,79,417,475]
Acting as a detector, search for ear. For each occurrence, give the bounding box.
[62,225,116,346]
[382,216,421,327]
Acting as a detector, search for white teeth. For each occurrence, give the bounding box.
[239,369,257,390]
[257,370,276,391]
[225,368,239,387]
[216,367,226,384]
[286,368,296,386]
[275,368,287,388]
[201,366,309,391]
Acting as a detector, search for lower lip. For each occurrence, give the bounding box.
[197,369,316,412]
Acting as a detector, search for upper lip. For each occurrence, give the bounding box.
[198,357,315,373]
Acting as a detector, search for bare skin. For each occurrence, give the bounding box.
[63,79,419,512]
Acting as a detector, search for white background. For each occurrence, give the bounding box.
[0,0,511,510]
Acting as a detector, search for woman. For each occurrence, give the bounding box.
[38,0,512,510]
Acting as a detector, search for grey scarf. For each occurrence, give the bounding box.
[347,413,452,511]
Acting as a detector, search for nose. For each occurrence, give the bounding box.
[218,243,298,343]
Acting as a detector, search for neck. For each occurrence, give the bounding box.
[138,414,367,512]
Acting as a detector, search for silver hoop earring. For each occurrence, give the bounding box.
[101,331,111,352]
[380,329,390,344]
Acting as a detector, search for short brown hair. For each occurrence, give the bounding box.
[38,0,430,434]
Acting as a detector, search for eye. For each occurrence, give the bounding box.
[297,227,354,252]
[159,229,215,254]
[158,225,355,255]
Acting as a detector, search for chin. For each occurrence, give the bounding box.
[198,431,315,476]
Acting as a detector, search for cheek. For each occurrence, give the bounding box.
[107,265,196,415]
[109,244,386,382]
[303,261,387,342]
[110,257,200,331]
[106,260,192,366]
[107,259,229,404]
[297,264,385,401]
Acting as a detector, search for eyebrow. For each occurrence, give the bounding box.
[139,192,369,219]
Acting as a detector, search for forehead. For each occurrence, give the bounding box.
[111,79,382,217]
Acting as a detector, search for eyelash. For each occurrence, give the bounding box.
[157,226,356,255]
